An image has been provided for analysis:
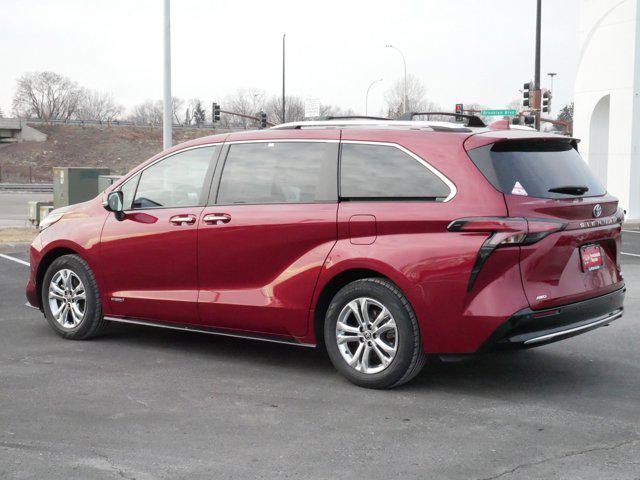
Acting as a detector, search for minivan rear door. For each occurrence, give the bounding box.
[467,137,624,310]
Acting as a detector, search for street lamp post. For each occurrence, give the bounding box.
[385,44,407,113]
[365,78,383,116]
[163,0,172,150]
[282,33,286,124]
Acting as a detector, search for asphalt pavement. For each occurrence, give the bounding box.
[0,241,639,479]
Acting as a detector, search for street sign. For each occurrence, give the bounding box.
[481,109,518,117]
[304,98,320,118]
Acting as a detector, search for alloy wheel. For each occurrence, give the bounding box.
[48,269,86,329]
[335,297,398,374]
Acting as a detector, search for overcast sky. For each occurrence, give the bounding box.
[1,0,580,117]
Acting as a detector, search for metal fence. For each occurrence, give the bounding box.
[0,165,51,183]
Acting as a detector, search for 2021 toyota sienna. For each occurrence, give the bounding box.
[26,116,626,388]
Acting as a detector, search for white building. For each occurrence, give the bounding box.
[574,0,640,219]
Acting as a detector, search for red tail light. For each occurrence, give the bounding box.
[447,217,566,291]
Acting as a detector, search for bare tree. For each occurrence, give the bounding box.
[13,71,82,121]
[265,95,304,124]
[75,89,123,123]
[171,97,184,125]
[221,88,266,128]
[319,103,356,118]
[384,74,431,118]
[128,100,163,126]
[0,107,4,118]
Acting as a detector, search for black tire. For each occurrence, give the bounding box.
[324,278,427,389]
[41,254,106,340]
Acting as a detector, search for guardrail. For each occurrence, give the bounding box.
[0,183,53,193]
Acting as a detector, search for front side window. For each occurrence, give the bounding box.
[340,143,451,200]
[132,146,216,209]
[119,173,139,210]
[217,142,338,204]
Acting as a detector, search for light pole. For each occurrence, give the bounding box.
[547,72,557,115]
[365,78,383,116]
[162,0,172,150]
[282,33,286,124]
[385,44,407,113]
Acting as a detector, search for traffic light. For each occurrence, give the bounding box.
[455,103,464,122]
[524,115,535,126]
[523,82,532,108]
[542,90,551,113]
[259,111,267,129]
[212,102,221,123]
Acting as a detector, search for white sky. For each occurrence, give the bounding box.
[1,0,580,117]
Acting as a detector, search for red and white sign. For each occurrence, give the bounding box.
[580,244,603,272]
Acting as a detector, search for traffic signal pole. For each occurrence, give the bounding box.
[533,0,542,130]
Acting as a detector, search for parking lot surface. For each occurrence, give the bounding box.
[1,246,639,479]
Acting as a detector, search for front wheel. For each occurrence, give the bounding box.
[324,278,427,389]
[41,254,106,340]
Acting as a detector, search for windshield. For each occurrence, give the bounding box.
[467,140,606,199]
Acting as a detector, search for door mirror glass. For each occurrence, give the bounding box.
[106,190,124,212]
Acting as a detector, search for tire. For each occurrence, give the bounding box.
[324,278,427,389]
[41,254,106,340]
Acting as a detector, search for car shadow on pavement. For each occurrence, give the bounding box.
[88,321,626,397]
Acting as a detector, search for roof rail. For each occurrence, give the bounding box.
[399,112,486,128]
[324,115,390,121]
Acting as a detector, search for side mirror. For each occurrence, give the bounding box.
[105,191,125,221]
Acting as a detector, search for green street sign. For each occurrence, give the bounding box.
[480,109,518,116]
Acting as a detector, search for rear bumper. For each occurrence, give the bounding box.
[479,287,625,350]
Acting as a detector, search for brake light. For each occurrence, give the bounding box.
[447,217,566,291]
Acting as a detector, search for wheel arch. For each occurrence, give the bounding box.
[312,267,409,349]
[36,246,85,306]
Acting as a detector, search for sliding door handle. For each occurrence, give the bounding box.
[203,213,231,224]
[170,214,196,225]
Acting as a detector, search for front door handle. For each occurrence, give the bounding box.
[203,213,231,224]
[170,214,196,225]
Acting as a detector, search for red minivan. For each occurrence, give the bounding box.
[26,116,625,388]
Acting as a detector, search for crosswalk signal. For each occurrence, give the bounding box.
[259,111,267,129]
[212,102,221,123]
[523,82,532,108]
[542,90,551,113]
[455,103,464,122]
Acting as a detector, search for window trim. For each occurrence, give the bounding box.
[119,144,221,212]
[338,140,457,202]
[211,139,340,206]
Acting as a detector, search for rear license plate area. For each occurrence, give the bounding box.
[580,244,603,272]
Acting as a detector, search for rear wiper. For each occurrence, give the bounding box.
[548,185,589,195]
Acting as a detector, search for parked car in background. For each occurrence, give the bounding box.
[27,116,625,388]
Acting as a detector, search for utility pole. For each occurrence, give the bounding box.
[533,0,542,130]
[162,0,172,149]
[282,34,286,124]
[385,45,407,113]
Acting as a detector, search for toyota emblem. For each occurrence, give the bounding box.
[593,204,602,218]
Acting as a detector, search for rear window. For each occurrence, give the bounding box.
[467,140,606,199]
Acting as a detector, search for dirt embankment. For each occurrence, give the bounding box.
[0,124,223,179]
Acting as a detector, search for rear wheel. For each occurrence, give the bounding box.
[41,254,106,340]
[324,278,426,389]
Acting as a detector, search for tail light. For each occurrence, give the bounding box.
[447,217,566,291]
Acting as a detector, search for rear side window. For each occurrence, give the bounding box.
[217,142,338,204]
[467,141,606,199]
[340,143,451,200]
